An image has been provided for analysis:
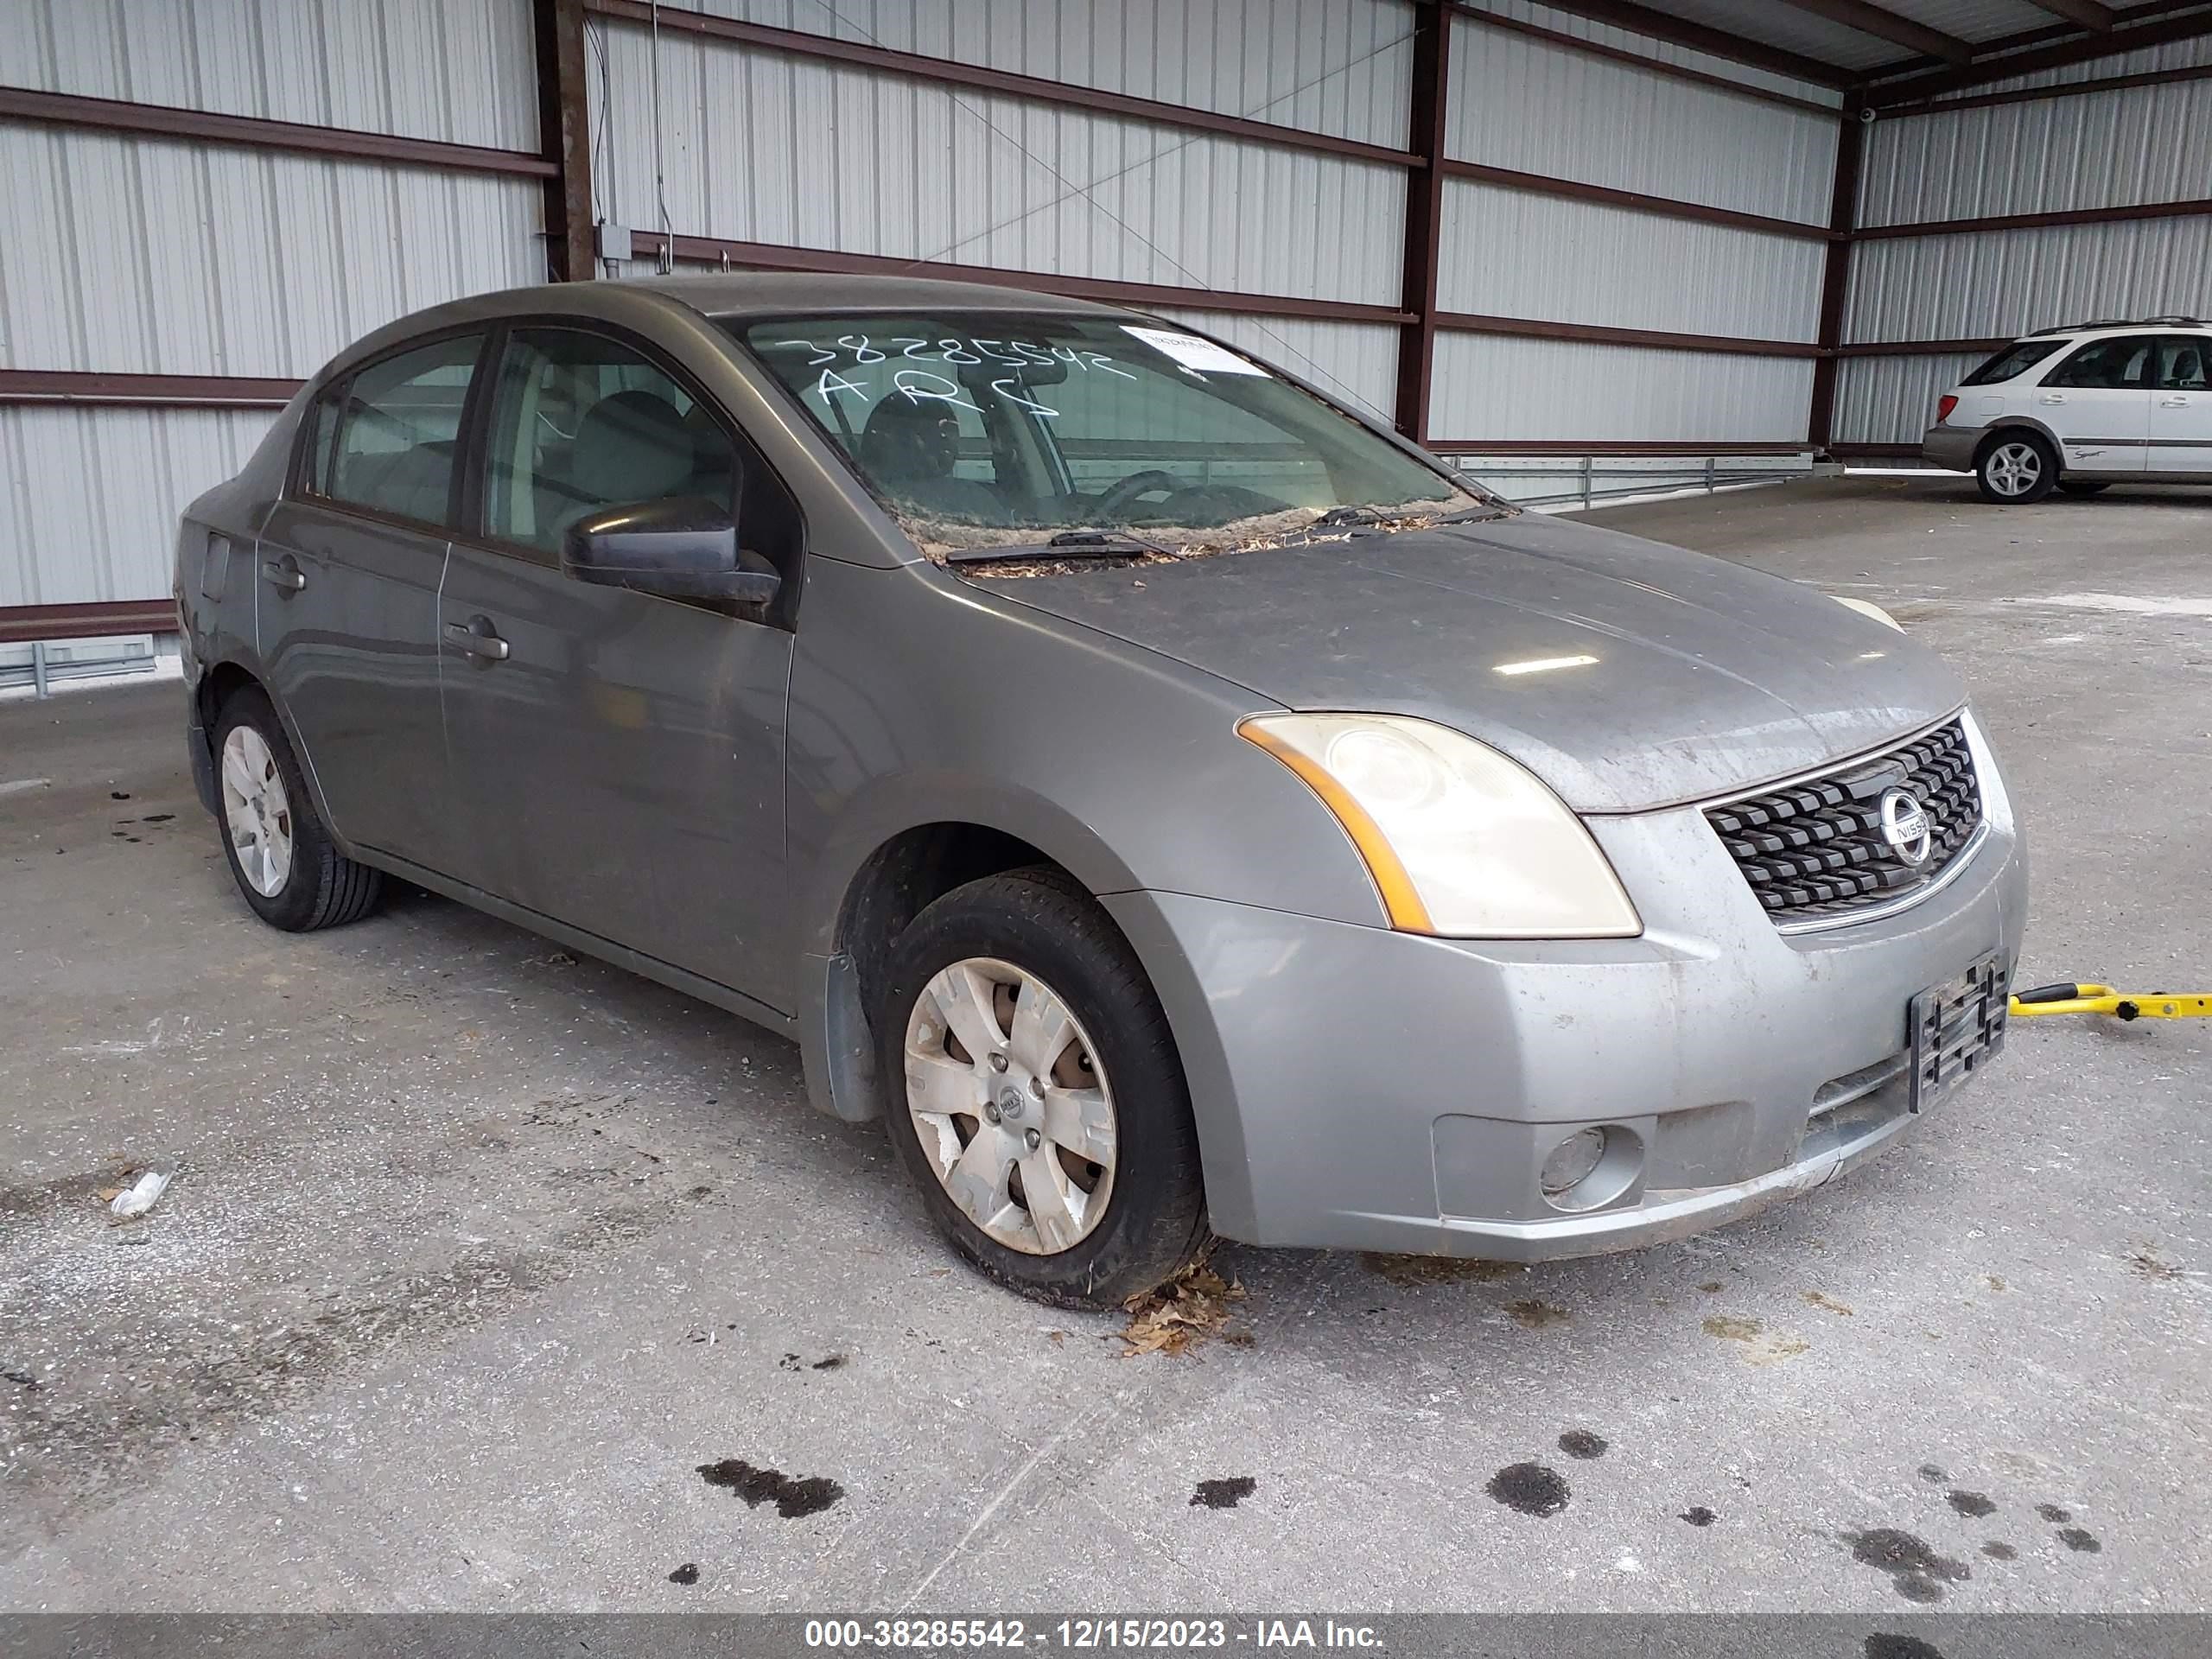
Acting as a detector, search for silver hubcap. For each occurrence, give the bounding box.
[219,725,294,898]
[903,957,1117,1255]
[1986,442,2043,498]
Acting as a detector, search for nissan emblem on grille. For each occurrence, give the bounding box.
[1879,788,1933,867]
[1701,719,1984,925]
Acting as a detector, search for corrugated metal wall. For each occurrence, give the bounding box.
[668,0,1416,148]
[1429,334,1817,443]
[0,0,542,617]
[1437,3,1837,444]
[1837,33,2212,447]
[589,20,1406,305]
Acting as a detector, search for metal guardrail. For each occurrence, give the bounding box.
[1449,454,1815,512]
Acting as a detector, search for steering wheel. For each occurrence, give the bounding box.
[1093,470,1186,516]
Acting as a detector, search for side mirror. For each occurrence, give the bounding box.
[561,496,781,612]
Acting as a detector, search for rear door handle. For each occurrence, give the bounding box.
[2162,396,2192,407]
[443,619,510,662]
[2037,394,2067,404]
[261,556,306,593]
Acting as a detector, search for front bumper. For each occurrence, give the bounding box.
[1922,423,1982,472]
[1103,778,2027,1259]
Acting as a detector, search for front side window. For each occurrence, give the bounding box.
[322,334,484,524]
[2157,336,2209,390]
[2044,336,2155,391]
[1961,339,2063,386]
[737,314,1480,555]
[482,327,738,558]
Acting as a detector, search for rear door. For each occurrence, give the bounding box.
[2034,335,2154,474]
[435,323,800,1006]
[257,331,484,868]
[2150,334,2212,474]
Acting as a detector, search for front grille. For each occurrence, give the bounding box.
[1705,719,1983,925]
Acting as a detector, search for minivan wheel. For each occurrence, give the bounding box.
[1976,433,2057,503]
[212,687,384,931]
[876,868,1208,1306]
[2056,479,2112,497]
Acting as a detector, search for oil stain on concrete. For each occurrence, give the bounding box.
[1191,1477,1257,1510]
[1486,1463,1570,1517]
[1843,1529,1972,1603]
[696,1459,844,1518]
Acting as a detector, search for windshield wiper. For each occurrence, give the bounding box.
[943,529,1170,566]
[1306,502,1507,531]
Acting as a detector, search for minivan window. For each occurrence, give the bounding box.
[2157,336,2209,390]
[2045,336,2155,391]
[323,334,484,524]
[1961,339,2063,386]
[483,327,740,559]
[737,314,1476,553]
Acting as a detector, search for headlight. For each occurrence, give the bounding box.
[1830,594,1905,632]
[1237,713,1641,938]
[1959,707,2013,832]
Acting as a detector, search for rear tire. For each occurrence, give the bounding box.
[1975,431,2058,503]
[2056,479,2112,497]
[211,686,384,931]
[875,867,1209,1307]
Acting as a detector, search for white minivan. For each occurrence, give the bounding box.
[1922,318,2212,502]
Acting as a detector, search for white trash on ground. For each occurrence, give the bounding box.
[111,1168,172,1217]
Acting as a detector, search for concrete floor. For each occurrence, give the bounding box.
[3,475,2207,1617]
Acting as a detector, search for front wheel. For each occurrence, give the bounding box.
[1976,433,2058,503]
[2057,479,2112,497]
[876,868,1209,1306]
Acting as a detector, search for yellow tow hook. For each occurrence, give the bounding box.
[2009,983,2212,1021]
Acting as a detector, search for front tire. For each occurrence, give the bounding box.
[212,687,384,931]
[1976,432,2058,503]
[876,868,1208,1306]
[2056,479,2112,497]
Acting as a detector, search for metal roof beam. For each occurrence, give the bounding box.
[1464,1,1856,88]
[2018,0,2119,27]
[1770,0,1977,63]
[1864,3,2212,102]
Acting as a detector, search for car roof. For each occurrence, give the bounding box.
[624,270,1137,321]
[2021,318,2209,342]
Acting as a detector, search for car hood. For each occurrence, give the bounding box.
[985,513,1966,813]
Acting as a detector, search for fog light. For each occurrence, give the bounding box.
[1540,1127,1607,1197]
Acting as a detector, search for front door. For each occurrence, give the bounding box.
[2151,334,2212,474]
[257,332,484,868]
[2036,334,2153,474]
[435,325,798,1007]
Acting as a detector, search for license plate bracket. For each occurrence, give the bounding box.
[1909,950,2009,1114]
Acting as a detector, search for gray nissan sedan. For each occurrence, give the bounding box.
[174,274,2024,1305]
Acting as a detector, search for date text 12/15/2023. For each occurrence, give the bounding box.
[803,1618,1385,1649]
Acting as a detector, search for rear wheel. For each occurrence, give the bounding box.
[1976,432,2058,503]
[876,868,1208,1306]
[2056,479,2112,497]
[212,687,384,931]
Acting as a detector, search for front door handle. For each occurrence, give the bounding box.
[2162,396,2192,407]
[443,619,510,662]
[261,556,306,593]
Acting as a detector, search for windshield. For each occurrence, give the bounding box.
[734,313,1484,557]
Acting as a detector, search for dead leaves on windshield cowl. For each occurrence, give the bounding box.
[1119,1263,1249,1358]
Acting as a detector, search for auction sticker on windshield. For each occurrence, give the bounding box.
[1121,327,1271,377]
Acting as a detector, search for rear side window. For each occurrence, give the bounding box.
[321,334,485,525]
[2044,336,2156,390]
[2157,336,2209,390]
[1961,340,2063,386]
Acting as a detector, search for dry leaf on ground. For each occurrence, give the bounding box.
[1120,1265,1247,1357]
